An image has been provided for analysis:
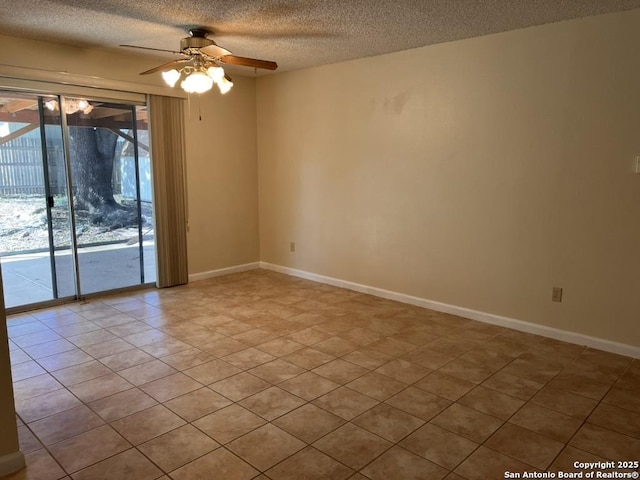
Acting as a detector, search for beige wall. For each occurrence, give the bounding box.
[184,78,260,274]
[257,9,640,346]
[0,268,21,466]
[0,34,260,275]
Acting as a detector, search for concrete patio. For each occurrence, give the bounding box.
[1,242,156,309]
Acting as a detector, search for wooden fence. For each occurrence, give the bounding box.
[0,137,125,196]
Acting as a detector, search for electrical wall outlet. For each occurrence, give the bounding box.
[290,242,296,252]
[552,287,563,303]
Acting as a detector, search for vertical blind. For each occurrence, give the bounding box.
[148,95,189,288]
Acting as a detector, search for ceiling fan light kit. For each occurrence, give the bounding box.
[123,28,277,95]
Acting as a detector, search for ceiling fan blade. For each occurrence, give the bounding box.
[120,44,183,55]
[219,55,278,70]
[200,44,232,58]
[140,59,189,75]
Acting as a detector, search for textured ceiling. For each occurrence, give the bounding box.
[1,0,640,76]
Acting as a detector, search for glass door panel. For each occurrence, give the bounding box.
[0,92,75,308]
[64,99,153,295]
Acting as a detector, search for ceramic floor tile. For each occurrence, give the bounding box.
[282,347,336,369]
[313,386,379,420]
[248,359,306,384]
[48,425,130,474]
[164,387,232,422]
[67,372,133,403]
[139,338,194,358]
[200,337,248,357]
[531,385,598,420]
[11,360,46,382]
[570,423,640,461]
[81,338,136,359]
[139,372,202,402]
[481,370,544,400]
[265,446,354,480]
[401,347,456,370]
[238,386,306,421]
[458,385,525,420]
[256,337,305,356]
[360,446,449,480]
[273,403,345,443]
[374,359,431,384]
[509,403,583,442]
[4,448,67,480]
[13,373,64,402]
[385,386,451,421]
[285,327,332,346]
[17,425,43,455]
[367,337,417,357]
[313,337,358,356]
[312,359,369,384]
[346,372,407,401]
[87,387,158,422]
[28,404,104,445]
[192,404,266,444]
[159,348,213,370]
[313,423,392,470]
[138,424,219,472]
[10,348,36,367]
[431,403,503,443]
[169,448,258,480]
[485,423,565,470]
[97,348,154,371]
[602,385,640,413]
[222,347,276,370]
[49,360,112,387]
[400,422,478,470]
[110,404,186,445]
[454,445,535,480]
[209,372,271,401]
[548,371,613,401]
[587,402,640,439]
[8,270,640,480]
[280,371,340,401]
[118,359,177,386]
[12,330,63,348]
[548,445,609,474]
[353,403,425,443]
[233,328,280,346]
[15,388,81,423]
[437,358,496,384]
[227,423,306,471]
[183,358,242,385]
[414,371,476,401]
[71,448,162,480]
[106,320,153,337]
[36,349,94,372]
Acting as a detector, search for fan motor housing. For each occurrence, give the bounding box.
[181,36,214,50]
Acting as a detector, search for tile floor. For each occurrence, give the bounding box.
[3,269,640,480]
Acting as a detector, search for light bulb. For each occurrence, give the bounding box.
[217,75,233,95]
[181,71,214,94]
[45,100,58,111]
[207,66,225,83]
[162,69,181,87]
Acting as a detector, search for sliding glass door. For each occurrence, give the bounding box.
[0,91,154,310]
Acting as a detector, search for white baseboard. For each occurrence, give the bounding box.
[260,262,640,359]
[0,451,25,477]
[189,262,260,282]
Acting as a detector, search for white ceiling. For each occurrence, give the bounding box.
[1,0,640,75]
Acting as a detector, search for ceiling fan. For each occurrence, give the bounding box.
[121,28,278,94]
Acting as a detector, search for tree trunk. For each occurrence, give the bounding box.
[69,126,119,212]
